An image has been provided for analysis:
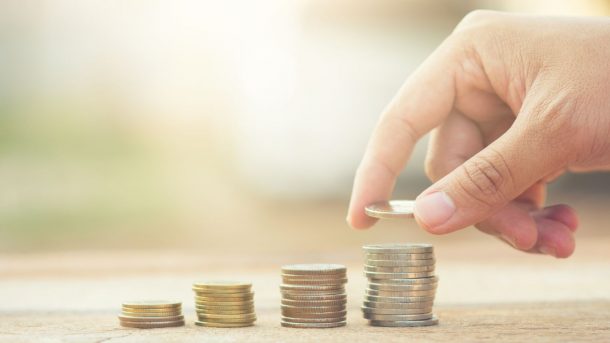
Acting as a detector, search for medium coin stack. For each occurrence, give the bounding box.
[362,244,439,327]
[193,281,256,328]
[119,300,184,329]
[280,264,348,328]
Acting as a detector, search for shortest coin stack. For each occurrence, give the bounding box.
[119,300,184,329]
[193,281,256,328]
[280,264,348,328]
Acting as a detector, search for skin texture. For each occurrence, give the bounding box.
[347,11,610,258]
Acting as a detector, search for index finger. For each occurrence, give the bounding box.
[347,42,458,229]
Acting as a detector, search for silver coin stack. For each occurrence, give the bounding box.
[280,264,348,328]
[362,243,439,327]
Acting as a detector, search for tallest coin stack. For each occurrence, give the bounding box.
[362,243,439,327]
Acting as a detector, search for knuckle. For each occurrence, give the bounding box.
[456,151,513,206]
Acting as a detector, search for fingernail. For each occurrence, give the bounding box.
[415,191,456,231]
[539,245,557,257]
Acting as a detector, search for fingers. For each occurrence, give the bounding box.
[347,40,458,229]
[425,111,483,182]
[475,202,538,250]
[530,207,577,258]
[414,117,566,234]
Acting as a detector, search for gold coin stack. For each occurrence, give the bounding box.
[280,264,348,328]
[119,300,184,329]
[362,243,439,327]
[193,281,256,328]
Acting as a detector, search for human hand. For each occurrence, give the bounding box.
[347,11,610,258]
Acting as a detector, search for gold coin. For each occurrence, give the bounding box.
[121,300,181,309]
[196,303,254,310]
[193,281,251,290]
[118,315,184,322]
[282,293,347,301]
[120,320,185,329]
[280,284,344,292]
[197,316,257,324]
[195,299,254,306]
[194,290,253,297]
[194,320,254,328]
[121,310,182,317]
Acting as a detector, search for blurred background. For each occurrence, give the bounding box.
[2,0,610,255]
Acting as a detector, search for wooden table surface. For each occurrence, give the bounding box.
[1,236,609,342]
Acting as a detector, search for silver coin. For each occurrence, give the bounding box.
[364,271,435,279]
[365,259,435,267]
[363,300,434,309]
[369,316,439,327]
[364,265,435,273]
[363,243,433,254]
[363,312,433,321]
[281,310,347,319]
[282,305,345,313]
[364,200,415,219]
[281,320,346,328]
[281,293,347,301]
[281,264,346,275]
[366,253,435,260]
[282,316,346,323]
[282,278,348,286]
[281,284,345,291]
[361,306,433,315]
[365,288,437,297]
[365,294,435,303]
[282,298,347,307]
[281,289,346,297]
[368,282,437,292]
[367,276,438,285]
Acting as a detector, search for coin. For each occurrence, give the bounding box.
[195,295,254,302]
[121,300,181,309]
[282,298,347,307]
[194,290,253,296]
[282,278,348,286]
[365,289,437,297]
[281,264,346,275]
[364,294,435,303]
[121,311,182,317]
[363,301,434,309]
[195,299,255,306]
[363,243,433,254]
[120,320,185,329]
[282,292,346,299]
[193,280,251,288]
[118,315,184,322]
[364,265,435,273]
[365,259,435,267]
[368,283,437,293]
[195,320,254,328]
[281,305,345,313]
[361,306,433,315]
[198,314,256,322]
[281,320,346,328]
[369,317,439,327]
[281,289,346,297]
[364,271,435,279]
[281,316,346,323]
[365,253,435,260]
[280,284,345,292]
[280,310,347,319]
[364,200,416,219]
[363,312,433,321]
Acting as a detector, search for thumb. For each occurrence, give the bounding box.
[414,120,566,234]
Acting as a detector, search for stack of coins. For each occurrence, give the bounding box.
[280,264,348,328]
[362,244,439,327]
[192,281,256,328]
[119,300,184,329]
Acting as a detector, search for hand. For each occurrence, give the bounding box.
[347,11,610,258]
